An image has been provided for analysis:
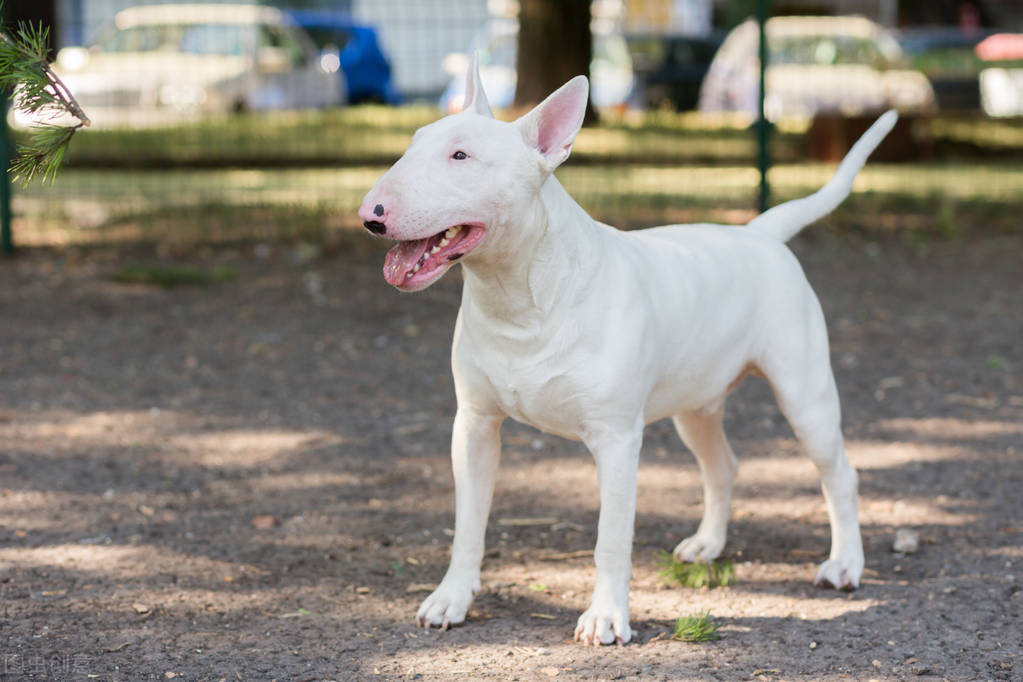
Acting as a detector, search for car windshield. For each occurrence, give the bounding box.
[99,23,249,55]
[772,36,888,68]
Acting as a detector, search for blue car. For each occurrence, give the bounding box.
[287,11,401,104]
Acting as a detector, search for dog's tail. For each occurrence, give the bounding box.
[748,110,898,242]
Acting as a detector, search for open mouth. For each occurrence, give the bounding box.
[383,224,487,290]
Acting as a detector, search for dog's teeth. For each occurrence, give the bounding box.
[444,226,461,239]
[412,263,421,273]
[438,238,450,247]
[430,245,442,255]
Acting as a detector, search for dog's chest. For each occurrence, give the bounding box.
[493,367,587,438]
[460,319,593,439]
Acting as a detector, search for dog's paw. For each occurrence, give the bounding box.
[573,603,632,646]
[672,532,725,564]
[415,575,479,629]
[814,557,864,591]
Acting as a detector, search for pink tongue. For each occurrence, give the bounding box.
[383,238,430,286]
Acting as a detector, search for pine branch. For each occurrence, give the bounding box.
[0,4,89,185]
[7,122,74,185]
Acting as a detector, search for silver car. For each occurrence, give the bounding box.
[21,3,344,129]
[699,16,935,121]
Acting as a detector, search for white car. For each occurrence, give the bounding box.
[699,16,935,121]
[976,33,1023,117]
[440,18,634,114]
[17,3,344,129]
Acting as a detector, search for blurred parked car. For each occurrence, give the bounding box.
[18,3,344,129]
[286,10,400,104]
[626,32,724,111]
[974,33,1023,117]
[440,18,634,113]
[699,16,935,121]
[897,28,995,110]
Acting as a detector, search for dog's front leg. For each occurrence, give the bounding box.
[416,408,503,629]
[575,423,642,646]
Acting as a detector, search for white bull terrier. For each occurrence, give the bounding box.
[359,55,896,646]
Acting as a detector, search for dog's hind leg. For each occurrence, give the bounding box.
[762,344,864,591]
[671,407,738,564]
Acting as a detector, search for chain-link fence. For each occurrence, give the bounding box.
[7,0,1023,248]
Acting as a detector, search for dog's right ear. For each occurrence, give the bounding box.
[516,75,589,172]
[463,51,493,117]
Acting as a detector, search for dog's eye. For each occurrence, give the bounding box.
[452,151,468,160]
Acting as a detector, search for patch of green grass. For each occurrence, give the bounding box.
[936,195,961,238]
[52,105,804,168]
[658,550,735,588]
[111,264,237,288]
[13,161,1023,248]
[672,611,721,642]
[46,108,1023,172]
[55,105,442,167]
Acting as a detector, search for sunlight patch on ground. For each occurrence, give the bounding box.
[170,429,345,468]
[0,544,177,576]
[367,642,559,680]
[0,408,198,450]
[990,546,1023,559]
[737,454,818,487]
[0,543,278,586]
[0,491,81,531]
[877,417,1023,440]
[635,585,879,622]
[0,407,347,469]
[245,470,361,493]
[860,497,982,526]
[846,439,965,469]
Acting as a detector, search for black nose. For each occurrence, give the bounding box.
[363,220,387,235]
[373,204,385,217]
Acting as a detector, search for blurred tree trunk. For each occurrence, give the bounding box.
[514,0,597,125]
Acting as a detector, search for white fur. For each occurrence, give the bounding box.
[359,58,896,645]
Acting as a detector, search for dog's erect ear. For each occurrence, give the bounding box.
[463,51,493,117]
[516,75,589,171]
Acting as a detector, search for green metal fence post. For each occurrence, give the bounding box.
[0,2,10,254]
[0,1,9,254]
[0,89,12,255]
[756,0,771,213]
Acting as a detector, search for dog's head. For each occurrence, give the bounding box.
[359,53,589,291]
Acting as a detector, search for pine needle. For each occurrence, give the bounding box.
[657,550,736,588]
[6,121,73,184]
[0,1,89,185]
[672,611,721,642]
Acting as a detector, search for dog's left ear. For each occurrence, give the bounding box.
[516,75,589,172]
[464,51,493,117]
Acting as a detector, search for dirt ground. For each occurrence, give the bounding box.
[1,228,1020,681]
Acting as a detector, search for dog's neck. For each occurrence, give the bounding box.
[460,176,606,326]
